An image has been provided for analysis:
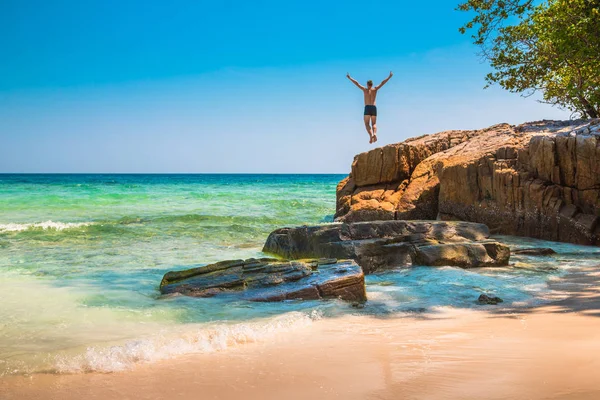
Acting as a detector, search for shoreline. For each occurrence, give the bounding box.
[3,267,600,400]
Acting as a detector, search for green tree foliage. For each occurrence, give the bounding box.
[458,0,600,118]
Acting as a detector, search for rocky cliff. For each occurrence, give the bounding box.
[335,119,600,246]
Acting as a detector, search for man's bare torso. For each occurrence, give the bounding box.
[363,88,378,105]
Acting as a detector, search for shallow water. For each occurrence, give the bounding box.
[0,174,598,375]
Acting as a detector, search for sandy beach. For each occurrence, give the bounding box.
[3,267,600,400]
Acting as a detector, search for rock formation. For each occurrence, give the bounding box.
[160,257,367,302]
[513,248,557,256]
[263,220,510,274]
[335,119,600,246]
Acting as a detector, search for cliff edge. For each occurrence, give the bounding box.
[335,119,600,246]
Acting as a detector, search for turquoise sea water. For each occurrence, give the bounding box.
[1,174,598,375]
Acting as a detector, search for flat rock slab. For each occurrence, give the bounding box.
[263,220,510,273]
[160,258,366,302]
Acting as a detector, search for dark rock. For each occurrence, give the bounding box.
[513,248,557,256]
[160,258,366,302]
[414,243,504,268]
[478,294,504,305]
[263,220,510,273]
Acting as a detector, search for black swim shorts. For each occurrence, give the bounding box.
[364,105,377,116]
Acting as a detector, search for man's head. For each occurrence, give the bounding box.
[367,80,373,88]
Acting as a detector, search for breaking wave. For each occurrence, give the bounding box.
[53,310,323,374]
[0,221,93,232]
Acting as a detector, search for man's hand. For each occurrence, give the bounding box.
[347,72,351,79]
[389,71,393,77]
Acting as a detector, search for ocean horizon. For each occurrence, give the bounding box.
[0,173,349,176]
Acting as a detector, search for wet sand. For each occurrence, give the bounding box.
[3,267,600,400]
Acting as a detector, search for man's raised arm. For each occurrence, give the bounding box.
[346,73,365,90]
[375,71,393,90]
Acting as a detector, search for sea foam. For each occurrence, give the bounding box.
[0,221,92,232]
[54,310,323,373]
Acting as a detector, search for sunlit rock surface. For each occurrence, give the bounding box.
[335,119,600,246]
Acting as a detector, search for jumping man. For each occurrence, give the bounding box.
[346,71,393,143]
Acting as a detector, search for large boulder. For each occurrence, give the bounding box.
[335,119,600,246]
[263,220,510,273]
[160,257,367,302]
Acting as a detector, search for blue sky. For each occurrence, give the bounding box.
[0,0,569,173]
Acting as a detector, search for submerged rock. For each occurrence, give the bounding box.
[263,220,510,273]
[478,294,504,305]
[335,119,600,247]
[513,248,557,256]
[160,257,367,302]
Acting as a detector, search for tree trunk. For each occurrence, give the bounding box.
[578,95,599,118]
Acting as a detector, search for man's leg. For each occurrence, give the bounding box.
[371,116,377,142]
[364,115,373,143]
